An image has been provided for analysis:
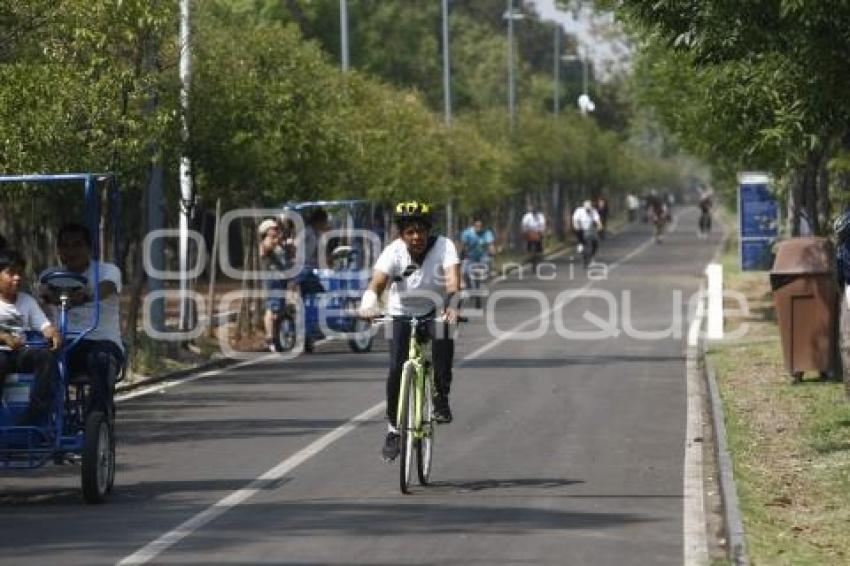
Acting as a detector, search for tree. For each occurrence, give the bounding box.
[606,0,850,233]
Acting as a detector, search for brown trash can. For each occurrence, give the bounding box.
[770,237,838,381]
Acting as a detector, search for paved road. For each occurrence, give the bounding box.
[1,210,721,565]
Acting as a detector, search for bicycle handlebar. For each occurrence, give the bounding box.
[370,313,468,324]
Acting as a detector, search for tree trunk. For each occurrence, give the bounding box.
[817,156,831,235]
[787,172,801,236]
[801,149,823,235]
[551,181,563,240]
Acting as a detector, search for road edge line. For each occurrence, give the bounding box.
[685,284,709,566]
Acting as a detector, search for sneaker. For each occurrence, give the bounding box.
[266,338,279,353]
[381,432,401,461]
[433,396,453,424]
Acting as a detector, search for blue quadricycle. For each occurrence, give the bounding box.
[0,173,122,503]
[275,200,383,354]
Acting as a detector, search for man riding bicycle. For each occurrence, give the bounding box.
[358,201,461,461]
[645,190,668,243]
[572,200,602,267]
[459,217,495,306]
[697,187,713,238]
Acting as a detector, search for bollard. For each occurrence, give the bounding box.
[706,263,724,340]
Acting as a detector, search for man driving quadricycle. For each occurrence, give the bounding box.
[39,222,125,418]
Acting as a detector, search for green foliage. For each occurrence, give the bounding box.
[0,0,179,245]
[614,0,850,178]
[0,0,689,229]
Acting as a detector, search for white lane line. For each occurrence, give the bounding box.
[684,285,709,566]
[116,219,678,565]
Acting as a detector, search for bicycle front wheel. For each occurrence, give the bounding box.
[416,371,435,485]
[399,362,416,494]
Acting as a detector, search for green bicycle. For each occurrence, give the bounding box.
[384,314,436,494]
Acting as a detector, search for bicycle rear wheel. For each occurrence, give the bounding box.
[416,372,435,485]
[399,363,416,494]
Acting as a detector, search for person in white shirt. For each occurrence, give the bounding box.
[626,193,640,223]
[520,206,547,265]
[0,250,61,424]
[40,223,123,418]
[359,201,461,461]
[572,200,602,267]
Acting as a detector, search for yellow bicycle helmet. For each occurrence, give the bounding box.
[393,200,433,228]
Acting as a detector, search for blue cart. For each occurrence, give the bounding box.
[0,173,121,503]
[275,200,383,354]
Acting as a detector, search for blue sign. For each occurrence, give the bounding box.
[741,239,775,271]
[738,173,779,271]
[740,183,779,238]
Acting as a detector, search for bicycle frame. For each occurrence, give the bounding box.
[396,316,432,440]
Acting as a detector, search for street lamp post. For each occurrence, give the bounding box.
[442,0,454,238]
[504,2,525,249]
[340,0,350,71]
[562,46,594,116]
[442,0,451,125]
[553,26,560,115]
[504,1,524,128]
[552,25,562,238]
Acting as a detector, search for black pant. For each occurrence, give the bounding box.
[67,340,124,415]
[581,230,599,255]
[386,318,454,424]
[0,347,58,414]
[699,210,712,232]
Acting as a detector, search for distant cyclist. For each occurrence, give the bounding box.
[572,200,602,268]
[698,187,713,239]
[595,196,609,238]
[645,190,668,243]
[460,216,495,307]
[520,205,546,267]
[358,201,461,461]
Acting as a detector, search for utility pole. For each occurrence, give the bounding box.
[178,0,194,331]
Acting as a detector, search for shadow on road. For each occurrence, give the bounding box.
[460,353,684,370]
[117,417,363,446]
[427,477,583,492]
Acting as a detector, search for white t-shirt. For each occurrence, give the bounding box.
[374,236,460,316]
[521,212,546,233]
[40,261,123,350]
[572,207,601,231]
[0,292,51,351]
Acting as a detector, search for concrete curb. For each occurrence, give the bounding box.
[116,356,237,395]
[704,358,749,565]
